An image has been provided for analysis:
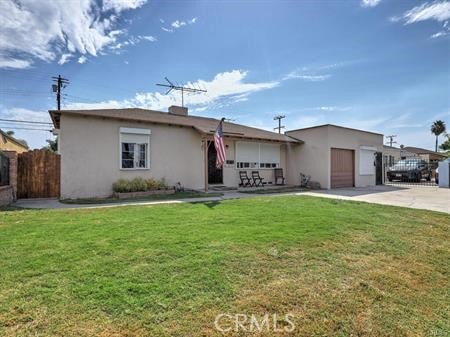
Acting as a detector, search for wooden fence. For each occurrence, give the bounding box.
[17,150,60,199]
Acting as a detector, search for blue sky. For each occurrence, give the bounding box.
[0,0,449,149]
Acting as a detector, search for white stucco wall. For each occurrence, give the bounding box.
[286,125,383,189]
[59,114,205,199]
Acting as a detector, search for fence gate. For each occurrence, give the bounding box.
[0,152,9,187]
[383,158,438,186]
[17,150,60,198]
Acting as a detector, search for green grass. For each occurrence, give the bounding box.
[60,191,222,204]
[0,196,449,336]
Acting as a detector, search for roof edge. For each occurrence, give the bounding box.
[286,123,384,136]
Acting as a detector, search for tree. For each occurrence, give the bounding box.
[440,133,450,151]
[431,120,446,152]
[41,138,58,152]
[5,130,14,136]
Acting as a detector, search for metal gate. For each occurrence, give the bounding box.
[383,158,438,186]
[17,150,60,198]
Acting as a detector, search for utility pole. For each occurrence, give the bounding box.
[273,114,286,134]
[52,75,69,111]
[386,135,397,147]
[156,77,207,107]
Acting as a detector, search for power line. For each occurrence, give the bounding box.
[0,118,52,125]
[0,126,52,132]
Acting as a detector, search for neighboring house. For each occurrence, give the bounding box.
[0,130,29,153]
[402,146,447,163]
[286,125,384,189]
[50,107,391,199]
[382,145,417,166]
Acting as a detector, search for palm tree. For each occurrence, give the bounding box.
[431,120,446,152]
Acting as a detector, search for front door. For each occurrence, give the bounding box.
[375,152,383,185]
[208,141,223,184]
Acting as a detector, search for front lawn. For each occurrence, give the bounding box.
[0,196,448,336]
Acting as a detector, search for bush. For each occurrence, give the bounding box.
[113,177,169,193]
[130,177,147,192]
[145,178,160,190]
[158,178,168,189]
[112,179,131,193]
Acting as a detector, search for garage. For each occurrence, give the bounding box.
[331,148,354,188]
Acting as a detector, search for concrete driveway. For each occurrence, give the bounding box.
[301,185,450,213]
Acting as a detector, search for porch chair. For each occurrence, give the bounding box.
[239,171,252,187]
[274,168,285,185]
[251,171,264,187]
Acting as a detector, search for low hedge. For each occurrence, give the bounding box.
[112,177,168,193]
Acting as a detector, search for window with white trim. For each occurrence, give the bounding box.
[120,127,151,169]
[235,141,280,169]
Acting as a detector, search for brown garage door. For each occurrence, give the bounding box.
[331,148,354,188]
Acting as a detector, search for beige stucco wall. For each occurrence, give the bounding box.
[59,114,205,199]
[286,125,383,189]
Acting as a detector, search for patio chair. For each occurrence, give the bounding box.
[274,168,285,185]
[239,171,252,187]
[251,171,264,187]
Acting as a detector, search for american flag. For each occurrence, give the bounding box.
[214,118,226,168]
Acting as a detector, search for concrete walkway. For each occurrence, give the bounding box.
[13,185,450,213]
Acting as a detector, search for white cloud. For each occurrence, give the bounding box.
[0,57,32,69]
[58,53,72,65]
[109,35,157,51]
[0,0,147,69]
[140,35,157,42]
[431,31,447,38]
[66,70,279,111]
[103,0,147,12]
[162,17,198,32]
[361,0,382,8]
[430,20,450,38]
[171,20,187,29]
[78,56,87,64]
[283,72,331,81]
[316,106,351,112]
[392,1,450,24]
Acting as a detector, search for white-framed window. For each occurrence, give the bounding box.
[120,127,151,170]
[359,146,376,175]
[235,141,280,169]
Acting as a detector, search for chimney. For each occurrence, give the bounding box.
[168,105,188,116]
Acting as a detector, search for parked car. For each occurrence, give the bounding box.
[387,159,432,182]
[435,167,439,184]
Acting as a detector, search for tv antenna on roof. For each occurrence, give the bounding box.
[156,77,207,108]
